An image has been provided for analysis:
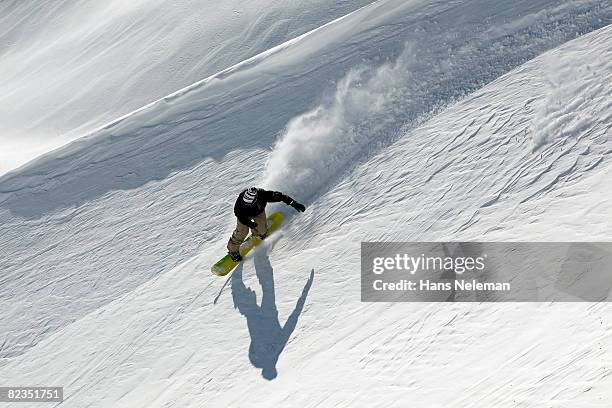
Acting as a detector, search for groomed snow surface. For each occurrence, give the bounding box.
[0,0,611,407]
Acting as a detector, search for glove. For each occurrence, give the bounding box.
[290,200,306,212]
[244,219,257,229]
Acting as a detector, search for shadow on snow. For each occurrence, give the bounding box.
[231,250,314,380]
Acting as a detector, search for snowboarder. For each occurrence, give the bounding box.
[227,187,306,262]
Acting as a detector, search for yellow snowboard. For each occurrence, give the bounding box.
[212,211,284,276]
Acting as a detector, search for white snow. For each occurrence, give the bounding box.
[0,0,611,407]
[0,0,372,175]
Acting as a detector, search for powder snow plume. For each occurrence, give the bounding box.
[262,45,414,201]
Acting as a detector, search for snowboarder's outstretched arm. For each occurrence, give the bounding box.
[260,189,306,212]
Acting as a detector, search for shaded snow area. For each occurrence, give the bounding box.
[0,0,611,407]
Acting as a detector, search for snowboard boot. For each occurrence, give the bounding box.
[229,251,242,262]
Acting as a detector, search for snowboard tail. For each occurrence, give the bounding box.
[211,211,284,276]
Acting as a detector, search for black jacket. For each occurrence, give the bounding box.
[234,188,294,226]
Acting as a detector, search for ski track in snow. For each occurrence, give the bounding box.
[0,0,611,406]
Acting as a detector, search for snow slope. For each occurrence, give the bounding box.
[0,0,371,174]
[0,0,611,406]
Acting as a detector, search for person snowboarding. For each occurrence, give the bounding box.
[227,187,306,262]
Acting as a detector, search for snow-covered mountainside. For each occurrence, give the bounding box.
[0,0,611,406]
[0,0,371,174]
